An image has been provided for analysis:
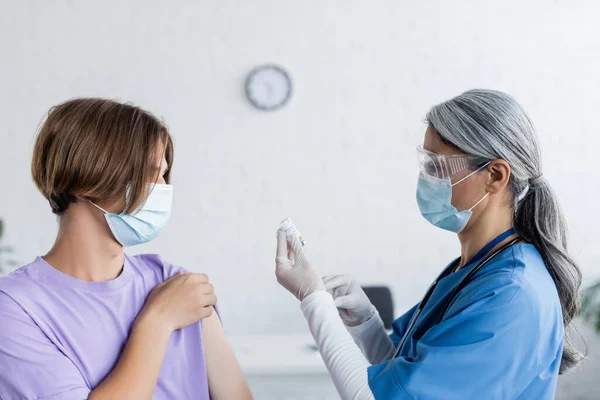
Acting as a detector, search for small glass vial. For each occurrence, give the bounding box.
[280,217,306,246]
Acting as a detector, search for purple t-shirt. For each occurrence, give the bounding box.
[0,254,209,400]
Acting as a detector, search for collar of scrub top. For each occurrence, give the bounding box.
[456,227,517,271]
[391,227,518,359]
[418,227,517,310]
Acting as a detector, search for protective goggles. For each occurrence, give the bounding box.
[417,145,490,181]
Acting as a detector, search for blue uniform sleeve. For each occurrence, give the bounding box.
[368,272,542,400]
[389,303,418,347]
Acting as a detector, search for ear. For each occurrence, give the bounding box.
[486,160,511,194]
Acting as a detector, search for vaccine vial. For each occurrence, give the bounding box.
[280,217,306,246]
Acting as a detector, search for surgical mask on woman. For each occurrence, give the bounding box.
[415,145,490,233]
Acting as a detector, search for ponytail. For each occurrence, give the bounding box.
[514,177,583,374]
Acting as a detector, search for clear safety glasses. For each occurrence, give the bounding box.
[417,145,490,181]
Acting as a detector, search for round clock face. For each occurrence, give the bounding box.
[245,65,292,111]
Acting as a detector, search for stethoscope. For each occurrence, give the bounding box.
[391,228,520,359]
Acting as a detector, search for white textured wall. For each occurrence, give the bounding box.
[1,0,599,336]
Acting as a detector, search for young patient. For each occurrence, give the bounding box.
[0,98,253,400]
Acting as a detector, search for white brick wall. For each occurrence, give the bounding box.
[0,0,599,337]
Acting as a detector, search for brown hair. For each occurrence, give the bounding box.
[32,98,173,215]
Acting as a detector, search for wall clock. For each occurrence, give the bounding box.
[245,65,292,111]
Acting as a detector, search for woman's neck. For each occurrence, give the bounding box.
[43,203,124,282]
[456,205,515,270]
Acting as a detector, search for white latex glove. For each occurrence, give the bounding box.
[323,274,376,327]
[275,229,325,301]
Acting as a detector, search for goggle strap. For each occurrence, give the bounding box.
[451,161,491,187]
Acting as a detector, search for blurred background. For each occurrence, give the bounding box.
[1,1,599,398]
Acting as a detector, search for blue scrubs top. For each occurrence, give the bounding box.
[368,244,564,399]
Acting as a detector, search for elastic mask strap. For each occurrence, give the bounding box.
[468,192,490,212]
[89,201,109,214]
[451,161,491,187]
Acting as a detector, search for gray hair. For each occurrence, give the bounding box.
[426,89,583,374]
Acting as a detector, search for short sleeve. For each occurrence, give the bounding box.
[0,292,90,400]
[161,260,188,281]
[150,255,223,321]
[145,254,222,323]
[368,276,542,400]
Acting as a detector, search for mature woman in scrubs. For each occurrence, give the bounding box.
[275,89,582,399]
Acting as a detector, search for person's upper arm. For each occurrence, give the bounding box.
[0,292,90,400]
[389,303,418,347]
[202,309,252,400]
[368,275,541,400]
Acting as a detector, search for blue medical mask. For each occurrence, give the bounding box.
[416,163,490,233]
[90,184,173,247]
